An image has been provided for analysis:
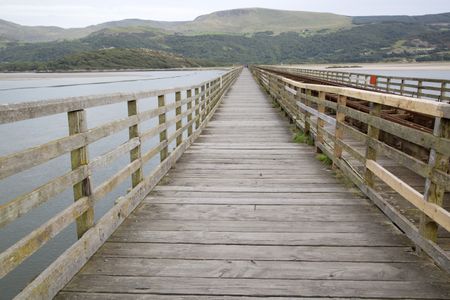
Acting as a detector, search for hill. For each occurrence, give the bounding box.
[0,8,449,69]
[174,8,351,34]
[0,8,352,44]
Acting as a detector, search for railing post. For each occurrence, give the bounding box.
[316,91,326,153]
[175,91,182,147]
[304,89,311,135]
[333,95,347,168]
[68,109,94,238]
[158,94,168,162]
[417,80,423,98]
[195,87,200,129]
[127,99,143,188]
[419,117,450,242]
[364,103,382,187]
[200,85,206,123]
[187,89,193,137]
[400,79,405,95]
[439,82,446,102]
[205,82,211,116]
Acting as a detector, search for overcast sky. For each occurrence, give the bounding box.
[1,0,449,28]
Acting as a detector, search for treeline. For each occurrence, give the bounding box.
[0,48,214,71]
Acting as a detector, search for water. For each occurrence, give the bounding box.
[0,70,225,299]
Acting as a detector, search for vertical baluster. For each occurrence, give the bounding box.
[439,82,446,102]
[333,95,347,168]
[419,118,450,242]
[400,79,405,95]
[195,87,200,130]
[158,94,168,162]
[127,99,143,188]
[364,103,382,187]
[187,89,193,137]
[68,109,94,238]
[205,82,211,116]
[417,80,423,98]
[175,91,182,147]
[304,89,311,135]
[316,91,326,153]
[200,85,206,123]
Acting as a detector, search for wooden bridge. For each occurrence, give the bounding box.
[1,67,450,299]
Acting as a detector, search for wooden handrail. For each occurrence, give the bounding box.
[252,66,450,272]
[0,67,242,298]
[260,65,450,102]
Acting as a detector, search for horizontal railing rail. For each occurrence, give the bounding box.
[0,66,242,298]
[260,66,450,102]
[252,66,450,272]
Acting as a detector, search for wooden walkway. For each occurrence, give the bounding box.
[57,69,450,299]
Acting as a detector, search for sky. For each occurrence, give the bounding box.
[1,0,449,28]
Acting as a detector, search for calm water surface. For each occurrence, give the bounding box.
[0,70,225,299]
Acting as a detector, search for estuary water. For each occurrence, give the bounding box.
[0,70,225,299]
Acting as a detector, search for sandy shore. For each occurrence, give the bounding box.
[281,62,450,71]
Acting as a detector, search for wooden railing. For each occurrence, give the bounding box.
[260,66,450,102]
[252,66,450,272]
[0,67,242,298]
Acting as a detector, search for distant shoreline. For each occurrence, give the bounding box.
[288,61,450,71]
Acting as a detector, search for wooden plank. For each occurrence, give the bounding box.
[133,203,384,222]
[98,242,420,262]
[110,230,409,246]
[55,293,385,300]
[120,219,390,233]
[81,257,446,282]
[63,276,450,298]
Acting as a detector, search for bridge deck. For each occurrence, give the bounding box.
[57,69,450,299]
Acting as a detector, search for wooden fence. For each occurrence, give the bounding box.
[261,66,450,102]
[0,67,241,298]
[252,66,450,272]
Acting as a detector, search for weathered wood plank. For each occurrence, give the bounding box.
[110,230,410,246]
[97,242,420,262]
[81,257,447,282]
[63,276,450,298]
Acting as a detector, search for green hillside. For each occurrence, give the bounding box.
[0,8,449,70]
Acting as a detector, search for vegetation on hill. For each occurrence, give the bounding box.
[0,48,213,71]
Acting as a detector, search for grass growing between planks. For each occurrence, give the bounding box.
[293,131,314,146]
[316,153,332,166]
